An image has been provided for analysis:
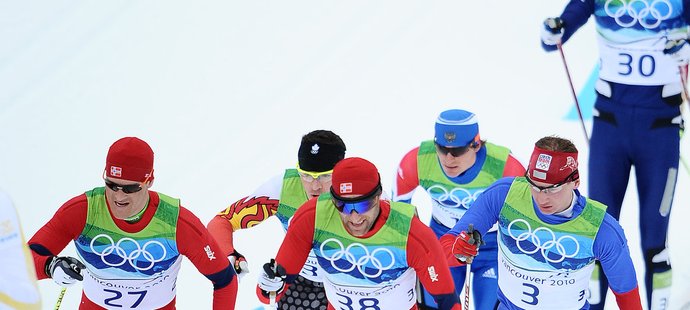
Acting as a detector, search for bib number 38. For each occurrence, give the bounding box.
[335,292,381,310]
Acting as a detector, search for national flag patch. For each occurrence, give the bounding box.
[535,154,552,171]
[340,182,352,194]
[110,166,122,177]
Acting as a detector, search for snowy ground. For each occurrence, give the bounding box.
[1,1,688,309]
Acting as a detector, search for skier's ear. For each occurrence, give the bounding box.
[572,178,580,190]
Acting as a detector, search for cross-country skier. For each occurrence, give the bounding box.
[208,130,346,310]
[28,137,237,309]
[392,108,525,310]
[0,189,41,309]
[257,157,461,310]
[443,136,642,310]
[540,2,688,308]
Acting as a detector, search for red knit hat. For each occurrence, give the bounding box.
[105,137,154,182]
[331,157,380,197]
[527,146,578,184]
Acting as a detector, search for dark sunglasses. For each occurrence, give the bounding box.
[524,170,579,194]
[104,179,145,194]
[435,142,475,157]
[331,184,382,214]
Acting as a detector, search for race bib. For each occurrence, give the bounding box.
[82,257,182,309]
[323,268,416,310]
[299,250,325,282]
[498,255,593,309]
[598,38,679,85]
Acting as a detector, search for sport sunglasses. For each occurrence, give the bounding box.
[524,170,578,194]
[296,164,333,183]
[434,141,476,157]
[104,179,145,194]
[331,184,382,214]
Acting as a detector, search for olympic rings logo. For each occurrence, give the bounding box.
[319,238,395,278]
[604,0,673,29]
[507,219,579,263]
[426,185,483,209]
[89,234,167,271]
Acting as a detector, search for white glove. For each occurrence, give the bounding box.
[541,17,564,46]
[47,256,85,287]
[258,259,286,294]
[228,250,249,283]
[664,39,690,66]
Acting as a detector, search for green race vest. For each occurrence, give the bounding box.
[313,194,414,285]
[75,187,181,278]
[498,178,606,271]
[417,140,511,227]
[275,168,309,231]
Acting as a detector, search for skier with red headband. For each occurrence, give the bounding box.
[441,136,642,310]
[257,157,461,310]
[28,137,237,309]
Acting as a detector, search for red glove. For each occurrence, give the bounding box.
[452,225,483,265]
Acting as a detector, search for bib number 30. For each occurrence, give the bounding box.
[617,53,656,77]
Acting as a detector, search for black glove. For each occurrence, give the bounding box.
[664,38,690,65]
[541,17,564,46]
[228,249,249,281]
[258,259,287,297]
[46,256,86,287]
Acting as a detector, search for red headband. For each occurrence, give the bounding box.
[527,146,578,184]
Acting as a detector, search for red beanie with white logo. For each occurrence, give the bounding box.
[105,137,154,182]
[331,157,380,198]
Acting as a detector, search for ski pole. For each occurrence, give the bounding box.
[557,41,590,145]
[269,262,278,309]
[54,287,66,310]
[463,224,479,310]
[463,263,472,310]
[677,65,690,177]
[679,65,690,107]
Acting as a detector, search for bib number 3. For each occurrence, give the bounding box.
[521,283,540,306]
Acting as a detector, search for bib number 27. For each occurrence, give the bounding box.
[103,289,148,308]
